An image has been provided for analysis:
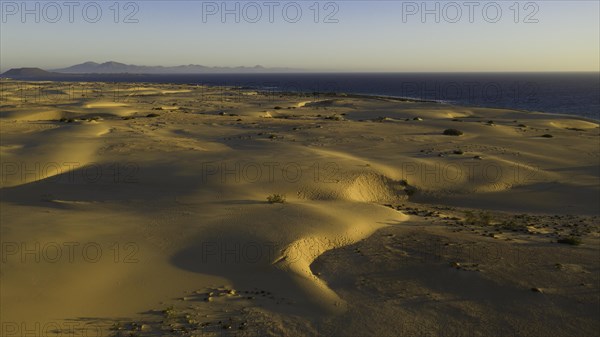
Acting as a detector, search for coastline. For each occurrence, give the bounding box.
[2,72,599,120]
[2,79,599,124]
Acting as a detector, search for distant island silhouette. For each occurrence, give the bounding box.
[1,61,304,78]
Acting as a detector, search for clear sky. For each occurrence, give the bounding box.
[1,0,599,72]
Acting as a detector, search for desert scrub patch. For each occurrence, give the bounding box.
[443,128,464,136]
[498,220,528,232]
[463,211,492,226]
[325,114,345,121]
[162,305,176,318]
[479,211,492,226]
[267,194,286,204]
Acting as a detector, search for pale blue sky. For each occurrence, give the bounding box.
[1,1,598,72]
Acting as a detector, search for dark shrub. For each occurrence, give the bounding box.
[443,129,463,136]
[267,194,286,204]
[557,237,581,246]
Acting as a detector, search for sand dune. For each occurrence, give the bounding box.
[549,119,599,130]
[0,80,598,336]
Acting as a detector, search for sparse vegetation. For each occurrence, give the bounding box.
[443,128,464,136]
[163,306,176,318]
[464,211,477,225]
[325,114,345,121]
[463,211,492,226]
[267,194,286,204]
[498,220,527,232]
[479,211,492,225]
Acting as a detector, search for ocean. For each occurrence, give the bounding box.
[181,73,600,120]
[9,72,600,120]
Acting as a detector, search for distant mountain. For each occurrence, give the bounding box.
[1,68,59,78]
[52,61,300,74]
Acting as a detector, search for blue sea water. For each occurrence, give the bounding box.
[18,72,600,120]
[180,72,599,119]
